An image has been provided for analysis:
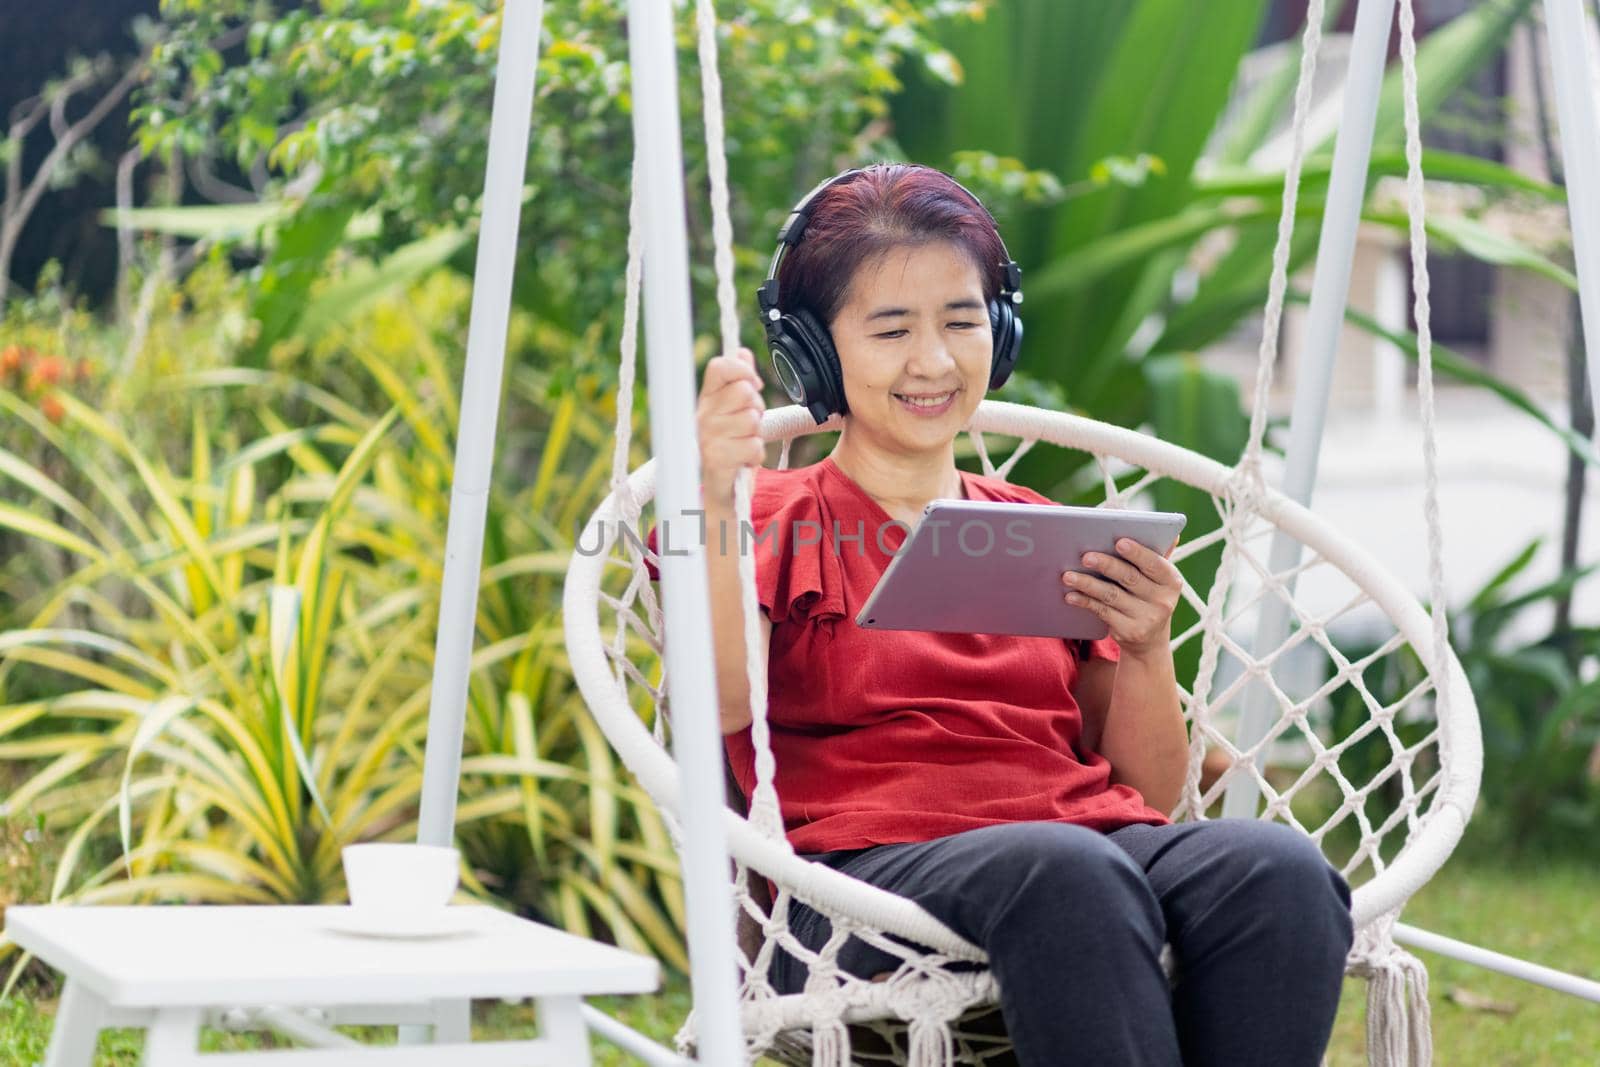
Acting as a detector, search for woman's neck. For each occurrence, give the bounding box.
[829,435,966,514]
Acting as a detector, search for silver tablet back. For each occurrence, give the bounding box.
[855,498,1187,640]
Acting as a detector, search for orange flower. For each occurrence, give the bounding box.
[40,393,65,423]
[0,345,21,377]
[34,355,63,385]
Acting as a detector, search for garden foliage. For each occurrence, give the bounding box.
[1,1,1595,985]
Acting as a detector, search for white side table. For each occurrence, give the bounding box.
[6,904,660,1066]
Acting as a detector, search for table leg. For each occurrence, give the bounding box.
[43,980,108,1067]
[432,999,471,1042]
[538,995,592,1067]
[142,1007,203,1067]
[395,1022,430,1045]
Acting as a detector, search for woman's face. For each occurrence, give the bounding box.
[829,240,991,454]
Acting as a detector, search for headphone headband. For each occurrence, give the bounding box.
[758,165,1023,326]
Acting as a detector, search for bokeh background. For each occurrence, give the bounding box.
[2,1,1596,1061]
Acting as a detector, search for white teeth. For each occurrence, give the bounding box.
[897,393,953,408]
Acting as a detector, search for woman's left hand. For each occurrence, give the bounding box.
[1061,537,1182,658]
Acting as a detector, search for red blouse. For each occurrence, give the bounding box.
[647,457,1169,854]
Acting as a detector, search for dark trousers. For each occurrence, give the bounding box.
[773,819,1355,1067]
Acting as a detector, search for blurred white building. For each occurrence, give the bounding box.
[1200,14,1600,649]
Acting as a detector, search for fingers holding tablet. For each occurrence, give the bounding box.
[1064,537,1184,654]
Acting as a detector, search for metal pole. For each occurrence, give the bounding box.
[407,0,545,1047]
[416,0,545,850]
[627,0,744,1062]
[1394,922,1600,1003]
[582,1005,699,1066]
[1543,0,1600,419]
[1222,0,1398,819]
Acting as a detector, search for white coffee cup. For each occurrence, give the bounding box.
[341,843,460,914]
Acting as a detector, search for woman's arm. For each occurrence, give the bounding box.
[1074,656,1114,754]
[1076,651,1188,814]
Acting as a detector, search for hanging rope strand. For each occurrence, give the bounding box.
[1241,0,1328,481]
[610,159,647,506]
[694,0,784,842]
[1386,23,1454,1059]
[610,154,673,657]
[1397,0,1453,740]
[694,0,741,358]
[1185,0,1327,816]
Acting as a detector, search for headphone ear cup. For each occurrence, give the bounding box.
[988,298,1023,391]
[787,307,848,419]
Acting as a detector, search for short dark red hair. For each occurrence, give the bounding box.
[775,163,1008,327]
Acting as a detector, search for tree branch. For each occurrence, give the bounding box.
[1,55,149,306]
[187,149,256,204]
[8,94,51,142]
[115,146,140,324]
[19,58,147,235]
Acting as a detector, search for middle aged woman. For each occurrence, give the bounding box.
[673,162,1353,1067]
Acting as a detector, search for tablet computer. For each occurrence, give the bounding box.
[855,498,1187,640]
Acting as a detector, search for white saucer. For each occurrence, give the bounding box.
[324,908,479,940]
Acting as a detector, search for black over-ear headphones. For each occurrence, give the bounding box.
[754,166,1024,425]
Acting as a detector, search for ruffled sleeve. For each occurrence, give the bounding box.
[748,472,846,624]
[643,469,845,626]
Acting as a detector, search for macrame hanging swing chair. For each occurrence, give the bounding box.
[562,0,1482,1063]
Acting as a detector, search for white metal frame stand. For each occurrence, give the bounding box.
[413,0,741,1059]
[621,0,745,1060]
[1542,0,1600,414]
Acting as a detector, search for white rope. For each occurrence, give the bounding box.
[607,157,668,662]
[1396,0,1452,751]
[1349,912,1434,1067]
[1184,0,1326,818]
[693,0,785,844]
[1348,5,1451,1061]
[1239,0,1327,481]
[610,158,646,511]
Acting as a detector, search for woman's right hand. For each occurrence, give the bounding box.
[697,346,766,506]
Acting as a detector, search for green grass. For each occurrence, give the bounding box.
[1326,856,1600,1066]
[3,856,1595,1065]
[0,988,701,1065]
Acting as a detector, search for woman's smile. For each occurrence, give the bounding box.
[893,389,960,416]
